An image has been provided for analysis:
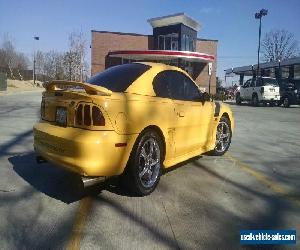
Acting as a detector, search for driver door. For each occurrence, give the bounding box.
[240,80,250,100]
[246,78,256,100]
[166,71,213,155]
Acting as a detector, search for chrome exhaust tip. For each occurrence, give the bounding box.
[81,176,106,188]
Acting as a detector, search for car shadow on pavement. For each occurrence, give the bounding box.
[9,152,205,201]
[9,152,143,202]
[104,155,203,197]
[9,152,94,204]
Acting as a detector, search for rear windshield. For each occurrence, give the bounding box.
[87,63,151,92]
[260,78,279,86]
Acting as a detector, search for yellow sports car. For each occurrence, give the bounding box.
[33,62,234,195]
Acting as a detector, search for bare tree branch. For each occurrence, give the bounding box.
[262,29,299,62]
[0,36,29,79]
[68,32,87,81]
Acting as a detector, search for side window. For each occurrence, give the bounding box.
[164,71,185,100]
[182,75,200,101]
[164,71,199,101]
[153,72,170,98]
[243,80,250,88]
[250,78,256,87]
[256,78,262,87]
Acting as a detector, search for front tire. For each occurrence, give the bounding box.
[235,93,241,105]
[123,130,163,196]
[283,97,290,108]
[210,116,232,156]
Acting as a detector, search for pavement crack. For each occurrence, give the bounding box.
[159,196,181,250]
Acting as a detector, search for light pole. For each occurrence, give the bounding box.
[33,36,39,85]
[255,9,268,76]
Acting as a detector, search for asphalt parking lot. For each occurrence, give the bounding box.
[0,91,299,249]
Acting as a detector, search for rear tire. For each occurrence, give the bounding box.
[235,93,241,105]
[283,97,290,108]
[210,116,232,156]
[122,130,163,196]
[252,94,259,106]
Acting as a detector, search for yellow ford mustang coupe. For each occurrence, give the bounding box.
[34,62,234,195]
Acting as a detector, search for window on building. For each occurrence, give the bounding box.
[281,66,290,79]
[294,65,300,79]
[165,36,171,50]
[158,34,178,50]
[180,61,193,76]
[269,68,276,78]
[181,35,187,51]
[181,34,195,51]
[158,36,164,50]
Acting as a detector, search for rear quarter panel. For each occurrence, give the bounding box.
[102,93,174,160]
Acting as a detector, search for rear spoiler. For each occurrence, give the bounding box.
[45,80,112,96]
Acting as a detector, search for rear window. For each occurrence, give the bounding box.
[87,63,151,92]
[259,78,279,86]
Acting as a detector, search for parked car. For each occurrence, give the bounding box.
[34,62,234,195]
[235,77,280,106]
[278,80,300,108]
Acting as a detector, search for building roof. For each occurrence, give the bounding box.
[197,38,218,42]
[147,12,200,31]
[91,30,150,37]
[91,30,217,42]
[225,56,300,76]
[108,50,214,63]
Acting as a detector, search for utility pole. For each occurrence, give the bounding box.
[255,9,268,77]
[33,36,39,85]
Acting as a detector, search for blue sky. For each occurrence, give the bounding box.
[1,0,299,81]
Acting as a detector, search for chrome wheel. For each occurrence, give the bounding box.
[138,138,160,188]
[215,121,230,153]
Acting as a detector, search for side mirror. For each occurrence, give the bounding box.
[202,92,210,102]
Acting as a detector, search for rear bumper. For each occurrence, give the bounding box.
[261,94,280,101]
[33,122,137,176]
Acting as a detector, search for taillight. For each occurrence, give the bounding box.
[76,104,83,125]
[260,87,264,94]
[92,106,105,126]
[75,104,105,127]
[84,105,91,126]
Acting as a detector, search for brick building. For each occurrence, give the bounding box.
[91,13,218,94]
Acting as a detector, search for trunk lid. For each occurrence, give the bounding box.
[41,81,114,130]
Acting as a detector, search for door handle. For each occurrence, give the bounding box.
[178,111,185,117]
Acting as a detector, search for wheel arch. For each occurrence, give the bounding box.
[123,125,167,173]
[220,112,233,132]
[140,125,166,160]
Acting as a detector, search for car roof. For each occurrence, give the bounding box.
[126,62,193,96]
[133,61,187,74]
